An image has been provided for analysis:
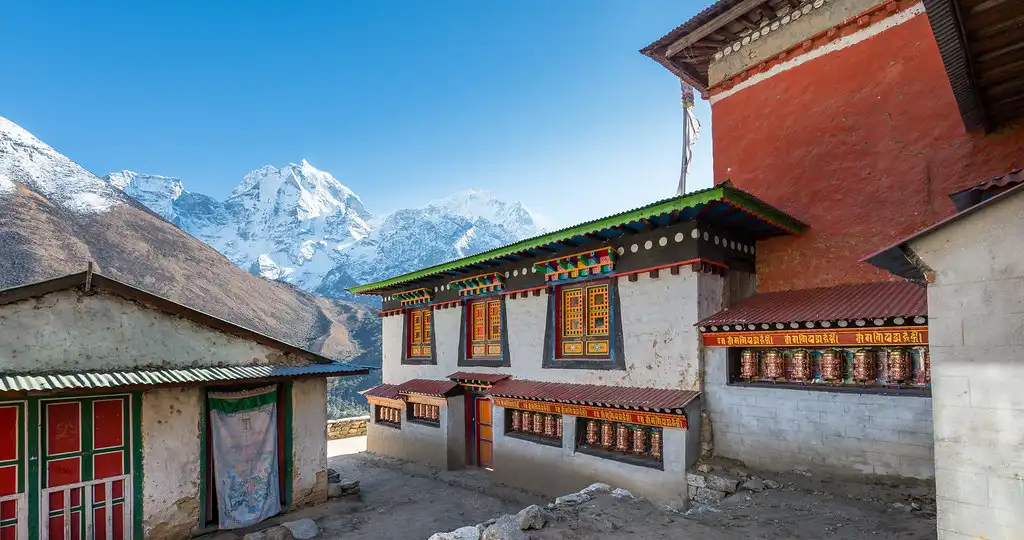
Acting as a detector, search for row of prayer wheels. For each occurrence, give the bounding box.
[584,420,662,460]
[412,403,440,421]
[378,407,401,424]
[740,347,930,384]
[509,410,562,439]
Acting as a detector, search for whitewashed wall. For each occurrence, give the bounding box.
[140,387,203,540]
[0,290,298,372]
[290,378,329,507]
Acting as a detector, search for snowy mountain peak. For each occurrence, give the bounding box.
[0,116,122,214]
[229,160,367,223]
[427,189,538,239]
[104,171,186,220]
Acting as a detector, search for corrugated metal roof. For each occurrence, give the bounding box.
[0,363,370,392]
[361,383,401,400]
[950,169,1024,211]
[447,372,511,384]
[349,184,805,294]
[489,379,700,413]
[394,379,460,397]
[698,282,927,327]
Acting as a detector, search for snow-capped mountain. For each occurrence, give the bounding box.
[102,162,540,301]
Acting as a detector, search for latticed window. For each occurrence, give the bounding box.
[407,308,432,358]
[467,298,502,358]
[557,281,611,358]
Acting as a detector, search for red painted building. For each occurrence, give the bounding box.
[645,0,1024,292]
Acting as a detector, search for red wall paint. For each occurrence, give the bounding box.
[711,13,1024,292]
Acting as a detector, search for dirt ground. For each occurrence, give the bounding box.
[208,437,937,540]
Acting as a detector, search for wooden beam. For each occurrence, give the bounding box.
[666,0,767,57]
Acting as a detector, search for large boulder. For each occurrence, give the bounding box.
[281,518,319,540]
[481,515,528,540]
[514,505,547,530]
[264,526,294,540]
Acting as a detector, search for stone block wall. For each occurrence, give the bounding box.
[327,416,369,440]
[704,348,934,478]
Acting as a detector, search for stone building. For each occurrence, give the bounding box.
[866,177,1024,539]
[0,270,370,540]
[352,185,805,507]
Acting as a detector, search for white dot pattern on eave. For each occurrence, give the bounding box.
[715,0,829,62]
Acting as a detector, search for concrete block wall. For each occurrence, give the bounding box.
[909,191,1024,540]
[490,405,696,508]
[704,348,934,477]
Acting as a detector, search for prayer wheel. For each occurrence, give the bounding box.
[820,349,842,381]
[555,417,563,438]
[917,347,931,384]
[533,412,544,434]
[632,427,647,455]
[650,430,662,460]
[430,405,439,421]
[585,420,599,445]
[543,415,556,437]
[887,348,909,383]
[789,349,811,381]
[853,349,875,382]
[740,349,758,380]
[511,410,522,431]
[615,424,631,452]
[521,412,532,433]
[764,349,784,380]
[413,403,422,418]
[600,422,614,449]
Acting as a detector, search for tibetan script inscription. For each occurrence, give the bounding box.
[491,397,687,429]
[701,326,928,348]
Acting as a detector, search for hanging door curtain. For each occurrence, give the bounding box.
[208,386,281,530]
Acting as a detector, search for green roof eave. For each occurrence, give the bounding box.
[349,184,805,295]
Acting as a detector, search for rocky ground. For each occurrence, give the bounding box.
[206,439,936,540]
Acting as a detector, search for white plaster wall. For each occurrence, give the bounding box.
[290,378,328,507]
[909,191,1024,540]
[140,387,203,540]
[382,272,709,390]
[0,290,296,372]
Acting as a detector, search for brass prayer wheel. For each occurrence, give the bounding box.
[789,349,811,381]
[543,414,556,437]
[615,424,631,452]
[555,417,563,438]
[511,410,522,431]
[585,420,599,445]
[632,427,647,455]
[413,403,422,417]
[430,405,439,421]
[887,348,909,382]
[820,349,842,381]
[764,349,784,380]
[854,349,875,382]
[740,349,758,379]
[533,412,544,434]
[650,430,662,460]
[521,412,532,432]
[918,347,931,384]
[600,422,614,449]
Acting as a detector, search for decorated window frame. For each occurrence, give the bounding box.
[555,279,612,360]
[467,297,502,359]
[505,409,563,448]
[404,307,434,364]
[575,417,664,470]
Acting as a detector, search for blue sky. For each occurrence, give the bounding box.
[0,1,713,228]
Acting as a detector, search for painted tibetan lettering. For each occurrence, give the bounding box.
[491,398,687,429]
[701,326,928,347]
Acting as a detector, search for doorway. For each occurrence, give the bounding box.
[472,396,493,470]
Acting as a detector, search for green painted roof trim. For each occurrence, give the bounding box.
[349,184,805,294]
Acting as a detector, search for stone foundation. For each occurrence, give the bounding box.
[327,416,369,440]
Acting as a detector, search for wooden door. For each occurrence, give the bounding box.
[40,396,131,540]
[0,402,26,540]
[474,397,493,470]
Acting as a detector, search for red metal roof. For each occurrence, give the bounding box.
[958,168,1024,194]
[489,379,699,413]
[361,384,401,400]
[394,379,460,397]
[447,372,511,384]
[698,282,927,327]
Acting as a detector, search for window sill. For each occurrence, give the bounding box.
[505,431,563,448]
[402,357,436,365]
[409,419,440,428]
[726,380,931,397]
[574,444,664,471]
[543,357,625,371]
[376,421,401,429]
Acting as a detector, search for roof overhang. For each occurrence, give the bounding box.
[350,184,805,295]
[863,179,1024,279]
[922,0,1024,132]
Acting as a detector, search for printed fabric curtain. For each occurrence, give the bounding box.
[208,386,282,529]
